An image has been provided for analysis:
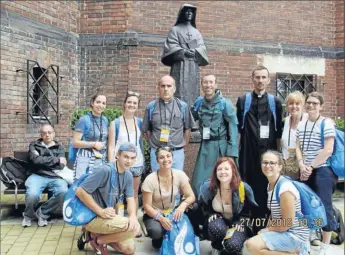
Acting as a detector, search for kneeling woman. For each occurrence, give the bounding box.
[245,150,310,255]
[198,157,258,254]
[141,146,195,249]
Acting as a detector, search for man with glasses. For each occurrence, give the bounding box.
[236,66,283,234]
[142,75,192,171]
[22,124,68,227]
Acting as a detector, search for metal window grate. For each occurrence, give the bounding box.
[16,60,60,125]
[276,73,317,102]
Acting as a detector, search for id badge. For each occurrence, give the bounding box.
[202,127,211,140]
[116,203,125,216]
[288,148,296,153]
[224,227,236,240]
[159,128,170,143]
[163,208,173,216]
[260,125,270,139]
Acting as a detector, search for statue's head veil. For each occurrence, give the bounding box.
[174,4,197,28]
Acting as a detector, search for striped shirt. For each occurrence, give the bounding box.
[296,117,335,166]
[267,179,310,242]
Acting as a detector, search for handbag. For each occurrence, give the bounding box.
[282,156,300,180]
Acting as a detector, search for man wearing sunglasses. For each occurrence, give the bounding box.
[142,75,192,171]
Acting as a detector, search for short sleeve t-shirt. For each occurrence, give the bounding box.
[296,117,335,166]
[74,113,109,144]
[141,169,189,211]
[80,164,133,208]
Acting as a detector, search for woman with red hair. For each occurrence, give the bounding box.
[197,157,258,255]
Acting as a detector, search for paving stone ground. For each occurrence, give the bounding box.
[1,193,344,255]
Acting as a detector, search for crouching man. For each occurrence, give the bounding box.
[75,142,140,255]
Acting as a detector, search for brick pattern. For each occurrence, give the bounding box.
[80,0,129,33]
[0,1,79,33]
[335,0,344,118]
[129,1,336,47]
[0,27,79,156]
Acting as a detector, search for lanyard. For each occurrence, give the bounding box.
[202,100,218,127]
[288,114,303,146]
[92,114,103,141]
[269,175,281,218]
[123,116,138,146]
[116,162,125,202]
[157,169,173,210]
[302,115,320,152]
[159,99,175,128]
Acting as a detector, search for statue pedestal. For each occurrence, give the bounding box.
[184,130,201,179]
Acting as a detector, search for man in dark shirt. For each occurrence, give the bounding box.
[22,124,68,227]
[236,66,283,233]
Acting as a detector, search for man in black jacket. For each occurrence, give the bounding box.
[22,124,68,227]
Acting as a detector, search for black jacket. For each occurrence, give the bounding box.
[28,139,65,178]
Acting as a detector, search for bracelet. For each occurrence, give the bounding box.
[154,211,162,221]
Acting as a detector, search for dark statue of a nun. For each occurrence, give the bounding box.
[161,4,209,107]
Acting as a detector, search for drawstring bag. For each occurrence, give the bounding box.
[159,211,200,255]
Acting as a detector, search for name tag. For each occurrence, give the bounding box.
[288,148,296,153]
[160,128,170,143]
[163,208,173,216]
[224,227,236,240]
[202,127,211,140]
[116,203,125,216]
[260,125,270,139]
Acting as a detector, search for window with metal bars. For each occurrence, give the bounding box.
[276,73,317,103]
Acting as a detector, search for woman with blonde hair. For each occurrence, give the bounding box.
[281,91,308,179]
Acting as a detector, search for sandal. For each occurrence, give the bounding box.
[89,236,109,255]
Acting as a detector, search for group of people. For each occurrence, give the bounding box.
[20,65,338,255]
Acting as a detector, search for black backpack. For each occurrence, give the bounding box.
[0,157,29,188]
[331,206,345,245]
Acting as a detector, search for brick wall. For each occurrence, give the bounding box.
[335,0,344,118]
[0,1,79,33]
[129,1,336,47]
[1,3,80,157]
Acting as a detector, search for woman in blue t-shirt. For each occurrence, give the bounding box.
[72,92,109,180]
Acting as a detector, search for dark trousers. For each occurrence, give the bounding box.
[143,214,165,241]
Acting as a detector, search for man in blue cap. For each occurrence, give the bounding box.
[75,142,140,255]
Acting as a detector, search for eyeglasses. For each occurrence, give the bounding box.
[127,91,140,98]
[261,161,279,167]
[306,101,320,106]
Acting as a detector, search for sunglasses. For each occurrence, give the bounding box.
[127,90,140,98]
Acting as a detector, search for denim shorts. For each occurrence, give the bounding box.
[304,166,338,231]
[260,231,310,255]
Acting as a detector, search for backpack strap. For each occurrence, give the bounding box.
[174,97,186,121]
[238,181,245,204]
[136,117,144,152]
[193,96,205,112]
[274,176,289,205]
[241,93,252,129]
[148,100,157,121]
[114,117,120,144]
[320,119,326,147]
[267,94,277,131]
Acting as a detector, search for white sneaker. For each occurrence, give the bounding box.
[21,217,32,227]
[37,216,48,227]
[319,243,330,255]
[310,230,321,246]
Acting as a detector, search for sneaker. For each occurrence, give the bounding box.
[35,209,48,227]
[211,248,221,255]
[22,217,32,227]
[152,238,163,249]
[310,230,321,246]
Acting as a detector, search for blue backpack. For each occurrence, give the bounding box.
[114,117,143,152]
[63,163,115,226]
[275,176,327,230]
[148,97,187,121]
[241,93,277,131]
[320,119,344,178]
[193,96,227,115]
[159,211,200,255]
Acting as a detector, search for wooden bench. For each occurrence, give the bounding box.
[1,151,73,208]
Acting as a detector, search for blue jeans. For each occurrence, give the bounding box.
[150,147,185,171]
[24,174,68,219]
[305,166,338,232]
